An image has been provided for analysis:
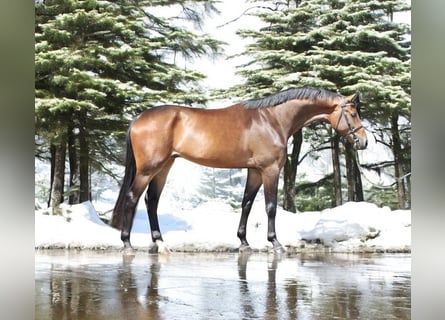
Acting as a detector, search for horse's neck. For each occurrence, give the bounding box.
[272,100,334,138]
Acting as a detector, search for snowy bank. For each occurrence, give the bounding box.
[35,200,410,253]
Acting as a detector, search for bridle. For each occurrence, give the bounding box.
[335,98,363,146]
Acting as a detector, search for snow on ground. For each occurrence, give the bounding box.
[35,199,410,253]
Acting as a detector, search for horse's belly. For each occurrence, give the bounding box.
[176,145,251,169]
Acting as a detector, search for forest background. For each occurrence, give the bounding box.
[34,0,411,213]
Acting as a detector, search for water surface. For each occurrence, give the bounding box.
[35,251,410,319]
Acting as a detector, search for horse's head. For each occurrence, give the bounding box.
[329,92,367,150]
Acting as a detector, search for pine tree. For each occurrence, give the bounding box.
[314,0,411,208]
[220,0,411,210]
[35,0,223,208]
[231,0,337,212]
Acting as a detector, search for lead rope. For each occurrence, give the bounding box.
[352,147,411,190]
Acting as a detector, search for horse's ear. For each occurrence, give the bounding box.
[351,91,362,115]
[352,91,361,103]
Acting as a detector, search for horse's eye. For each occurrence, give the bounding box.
[350,112,357,117]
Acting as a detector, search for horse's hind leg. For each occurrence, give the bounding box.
[145,159,174,254]
[121,173,151,252]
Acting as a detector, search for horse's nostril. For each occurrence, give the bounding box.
[354,138,368,150]
[359,139,368,150]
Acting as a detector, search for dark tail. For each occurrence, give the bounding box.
[110,125,136,230]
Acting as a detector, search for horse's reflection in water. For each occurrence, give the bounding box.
[238,253,288,320]
[116,253,287,319]
[37,252,410,319]
[117,255,164,320]
[237,254,257,318]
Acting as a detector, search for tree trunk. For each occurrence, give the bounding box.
[47,144,55,208]
[78,112,90,202]
[344,142,364,202]
[283,130,303,212]
[390,112,408,209]
[331,134,342,206]
[405,173,411,208]
[345,143,354,201]
[49,133,66,210]
[353,151,364,201]
[68,124,80,204]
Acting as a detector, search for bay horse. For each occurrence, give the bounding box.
[110,86,367,253]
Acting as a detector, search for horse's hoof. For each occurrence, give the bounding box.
[153,240,171,255]
[273,245,286,254]
[239,244,253,254]
[158,245,171,255]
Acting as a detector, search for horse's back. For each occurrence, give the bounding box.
[133,104,256,167]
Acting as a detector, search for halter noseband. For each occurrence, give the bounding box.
[336,98,363,146]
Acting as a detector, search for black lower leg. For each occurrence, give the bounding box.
[238,171,262,250]
[237,202,253,249]
[145,189,163,243]
[263,172,286,253]
[121,198,137,251]
[266,202,285,253]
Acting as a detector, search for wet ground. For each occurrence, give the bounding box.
[35,251,410,320]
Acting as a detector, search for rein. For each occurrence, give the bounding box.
[336,98,363,147]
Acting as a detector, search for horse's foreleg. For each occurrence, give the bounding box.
[145,160,174,254]
[262,169,285,253]
[237,168,262,252]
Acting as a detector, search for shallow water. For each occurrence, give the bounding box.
[35,251,410,320]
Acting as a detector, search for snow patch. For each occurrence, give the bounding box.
[35,200,410,253]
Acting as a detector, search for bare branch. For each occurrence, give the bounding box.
[217,5,278,28]
[294,173,334,193]
[297,145,331,165]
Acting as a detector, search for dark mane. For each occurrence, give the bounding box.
[241,86,341,109]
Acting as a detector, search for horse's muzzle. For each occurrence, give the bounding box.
[353,135,368,150]
[343,127,367,150]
